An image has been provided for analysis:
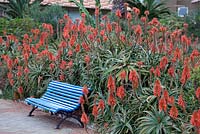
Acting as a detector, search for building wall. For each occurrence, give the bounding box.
[164,0,177,12]
[164,0,200,13]
[177,0,200,12]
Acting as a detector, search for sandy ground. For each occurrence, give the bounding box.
[0,99,92,134]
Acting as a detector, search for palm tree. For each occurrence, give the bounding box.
[0,0,39,18]
[125,0,170,20]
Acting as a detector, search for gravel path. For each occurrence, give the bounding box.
[0,99,91,134]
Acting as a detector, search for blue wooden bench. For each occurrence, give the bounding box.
[25,81,89,129]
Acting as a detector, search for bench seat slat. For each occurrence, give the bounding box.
[47,84,83,95]
[42,92,80,104]
[46,88,82,100]
[26,98,74,113]
[49,81,91,92]
[41,95,79,109]
[50,81,83,89]
[40,97,79,110]
[26,98,57,113]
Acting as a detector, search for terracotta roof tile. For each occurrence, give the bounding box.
[41,0,112,10]
[0,0,112,10]
[191,0,200,3]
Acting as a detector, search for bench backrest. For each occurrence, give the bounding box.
[41,81,86,111]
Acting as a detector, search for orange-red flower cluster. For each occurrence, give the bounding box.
[129,70,139,89]
[120,70,126,81]
[196,87,200,99]
[178,95,186,110]
[153,79,162,98]
[116,86,125,100]
[190,109,200,128]
[180,64,190,85]
[107,75,116,93]
[159,56,168,70]
[169,106,178,119]
[159,97,167,112]
[81,112,89,124]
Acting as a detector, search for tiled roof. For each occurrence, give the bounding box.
[191,0,200,3]
[0,0,112,10]
[0,0,8,3]
[41,0,112,10]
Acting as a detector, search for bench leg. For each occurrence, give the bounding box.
[56,115,68,129]
[71,115,84,128]
[28,106,38,116]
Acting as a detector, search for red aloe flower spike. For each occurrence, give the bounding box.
[173,48,182,62]
[9,79,14,86]
[67,49,73,57]
[163,90,169,102]
[116,86,125,100]
[132,7,140,15]
[168,66,175,78]
[150,67,154,74]
[108,93,116,111]
[178,95,186,111]
[98,99,105,113]
[159,56,168,70]
[153,79,162,98]
[79,96,85,105]
[59,73,65,81]
[84,55,90,64]
[154,66,161,77]
[17,66,23,77]
[190,49,199,63]
[106,22,112,32]
[17,86,23,94]
[107,75,116,93]
[196,87,200,100]
[7,72,13,79]
[140,17,146,23]
[75,44,80,53]
[59,60,67,70]
[169,106,178,119]
[120,70,126,81]
[81,112,89,132]
[180,64,190,85]
[144,10,149,16]
[168,96,175,105]
[126,12,132,20]
[129,70,139,89]
[0,36,3,44]
[82,85,89,104]
[159,97,167,112]
[24,67,30,74]
[92,103,98,120]
[82,85,89,96]
[190,110,200,128]
[49,63,55,71]
[95,7,99,16]
[115,9,122,18]
[67,60,73,68]
[183,23,188,29]
[134,25,142,36]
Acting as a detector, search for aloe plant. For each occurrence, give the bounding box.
[137,107,181,134]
